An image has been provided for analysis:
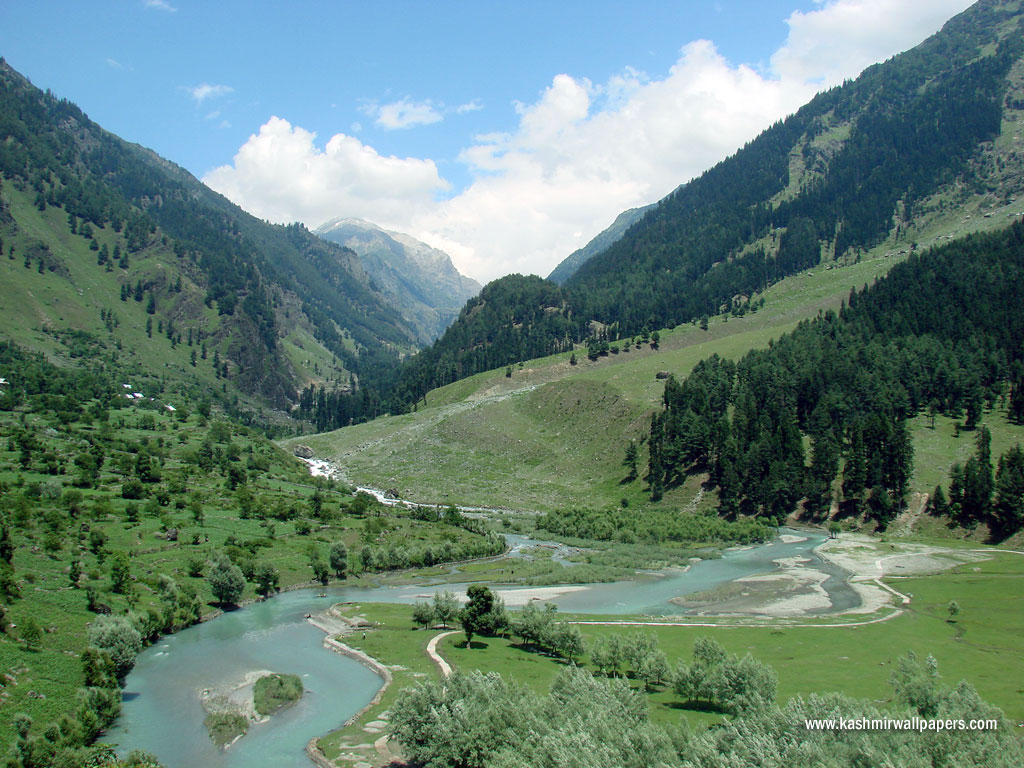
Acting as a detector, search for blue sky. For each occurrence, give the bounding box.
[1,0,974,281]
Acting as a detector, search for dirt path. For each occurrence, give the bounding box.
[426,630,459,678]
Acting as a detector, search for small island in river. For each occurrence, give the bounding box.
[200,670,305,748]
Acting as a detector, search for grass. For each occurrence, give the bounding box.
[203,711,248,747]
[315,603,440,762]
[253,672,303,716]
[321,548,1024,748]
[909,410,1024,496]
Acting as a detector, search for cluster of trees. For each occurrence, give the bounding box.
[357,530,505,576]
[390,666,680,768]
[647,222,1024,527]
[928,427,1024,539]
[411,590,462,630]
[507,601,583,663]
[688,652,1021,768]
[671,636,777,714]
[587,631,671,690]
[4,613,164,768]
[537,505,774,545]
[388,651,1022,768]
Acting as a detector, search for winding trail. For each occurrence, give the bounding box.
[426,630,459,678]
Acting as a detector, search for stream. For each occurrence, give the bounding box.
[107,526,856,767]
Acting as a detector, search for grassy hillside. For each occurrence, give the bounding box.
[292,221,1024,538]
[0,58,423,417]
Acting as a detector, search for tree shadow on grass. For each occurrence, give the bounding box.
[459,640,490,650]
[665,700,729,714]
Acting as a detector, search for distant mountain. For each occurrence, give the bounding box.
[547,204,655,285]
[315,218,480,343]
[0,58,418,414]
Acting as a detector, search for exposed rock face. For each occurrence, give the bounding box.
[315,218,480,343]
[293,444,315,459]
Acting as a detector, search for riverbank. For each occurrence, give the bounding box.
[305,604,395,768]
[663,531,992,619]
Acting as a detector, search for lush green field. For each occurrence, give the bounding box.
[316,603,440,764]
[0,399,499,744]
[329,549,1024,745]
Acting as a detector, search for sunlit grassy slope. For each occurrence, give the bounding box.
[288,245,912,512]
[290,216,1024,521]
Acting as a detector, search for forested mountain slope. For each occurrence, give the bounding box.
[647,220,1024,536]
[567,0,1024,332]
[0,59,418,414]
[303,0,1024,429]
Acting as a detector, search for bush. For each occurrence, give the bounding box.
[87,615,142,683]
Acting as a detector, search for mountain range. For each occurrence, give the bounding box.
[2,0,1024,430]
[0,58,471,420]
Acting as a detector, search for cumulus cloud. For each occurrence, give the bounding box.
[771,0,974,85]
[203,116,449,225]
[455,99,484,115]
[204,0,975,283]
[187,83,233,104]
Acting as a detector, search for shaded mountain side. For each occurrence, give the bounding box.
[315,217,480,344]
[567,0,1024,332]
[547,203,656,285]
[0,59,418,411]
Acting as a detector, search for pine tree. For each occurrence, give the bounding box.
[993,444,1024,537]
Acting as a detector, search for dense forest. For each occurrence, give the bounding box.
[647,221,1024,533]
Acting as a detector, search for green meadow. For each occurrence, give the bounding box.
[325,548,1024,750]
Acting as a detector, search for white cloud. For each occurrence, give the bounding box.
[363,98,443,130]
[456,99,483,115]
[771,0,975,85]
[203,116,449,226]
[187,83,233,104]
[205,0,976,283]
[144,0,177,11]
